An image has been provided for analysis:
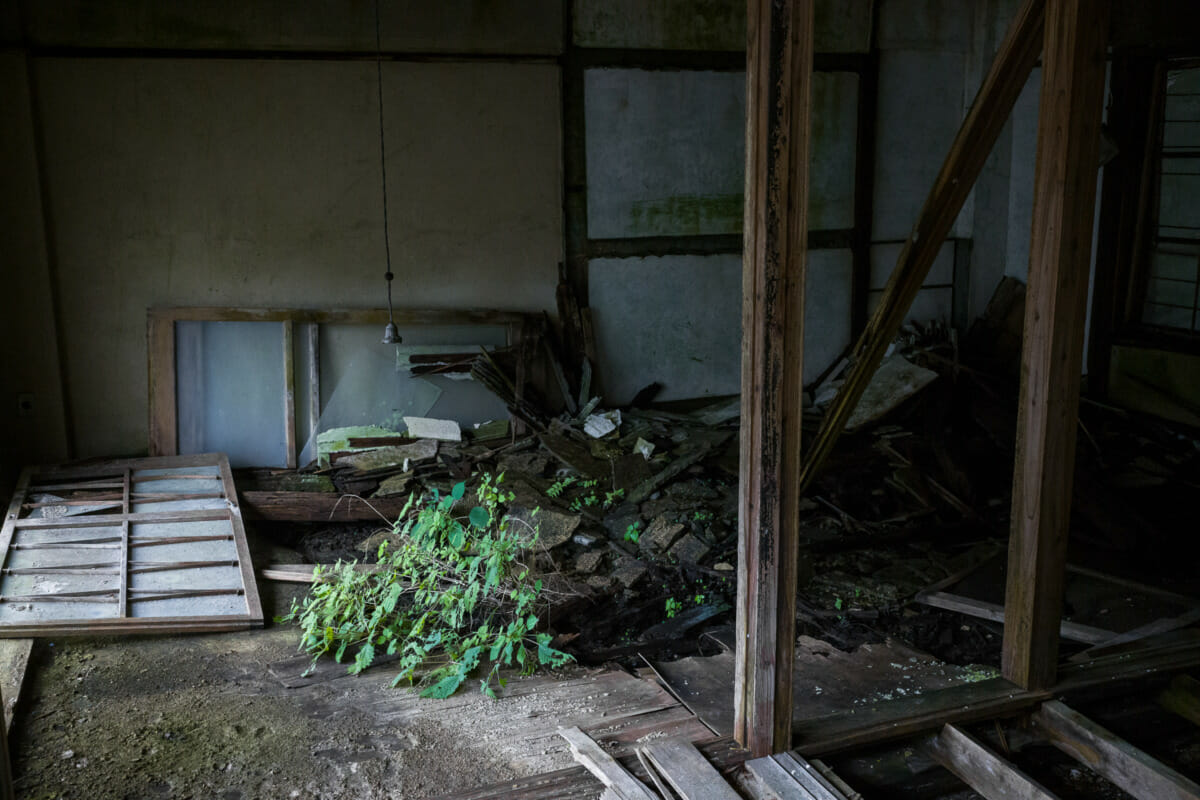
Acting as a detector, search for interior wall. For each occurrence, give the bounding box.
[0,1,564,464]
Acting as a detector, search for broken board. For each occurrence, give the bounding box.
[0,454,263,636]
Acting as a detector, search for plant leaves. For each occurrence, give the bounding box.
[420,674,464,699]
[451,481,466,501]
[468,506,490,530]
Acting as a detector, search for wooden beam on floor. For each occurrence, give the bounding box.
[1034,700,1200,800]
[642,738,742,800]
[793,0,1044,496]
[558,727,657,800]
[916,591,1115,644]
[1001,0,1111,691]
[747,751,854,799]
[737,0,813,757]
[925,723,1060,800]
[791,631,1200,758]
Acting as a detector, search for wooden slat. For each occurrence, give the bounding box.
[1066,565,1200,610]
[557,727,657,800]
[642,738,742,800]
[793,0,1045,496]
[119,468,130,617]
[282,319,297,469]
[218,454,263,627]
[1001,0,1110,691]
[1157,675,1200,728]
[308,322,321,454]
[14,508,231,529]
[147,313,177,456]
[148,306,529,326]
[0,638,33,734]
[1035,700,1200,800]
[772,752,849,800]
[1073,607,1200,661]
[925,723,1060,800]
[917,591,1115,644]
[746,754,821,799]
[737,0,813,757]
[239,490,411,522]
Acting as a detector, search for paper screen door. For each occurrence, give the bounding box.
[0,453,263,636]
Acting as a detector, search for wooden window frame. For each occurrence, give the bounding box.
[147,307,534,467]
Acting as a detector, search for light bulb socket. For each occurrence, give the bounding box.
[382,321,401,344]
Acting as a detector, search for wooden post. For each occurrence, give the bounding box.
[1001,0,1109,690]
[736,0,813,756]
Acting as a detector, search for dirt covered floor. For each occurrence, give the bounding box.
[10,578,641,800]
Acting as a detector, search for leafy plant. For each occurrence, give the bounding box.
[624,521,642,543]
[665,597,683,619]
[546,476,577,498]
[281,474,572,699]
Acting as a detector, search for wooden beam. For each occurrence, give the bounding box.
[282,319,297,469]
[147,313,176,456]
[916,591,1115,644]
[793,0,1045,496]
[1002,0,1110,691]
[1034,700,1200,800]
[558,727,657,800]
[925,723,1060,800]
[641,738,742,800]
[737,0,813,757]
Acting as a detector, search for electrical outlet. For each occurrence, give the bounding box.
[17,393,34,417]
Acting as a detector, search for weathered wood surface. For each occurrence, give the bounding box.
[642,737,742,800]
[792,631,1200,757]
[794,0,1045,495]
[239,490,410,522]
[1035,700,1200,800]
[747,751,852,800]
[0,639,32,734]
[429,738,749,800]
[925,723,1060,800]
[737,0,814,757]
[558,727,656,800]
[1001,0,1110,691]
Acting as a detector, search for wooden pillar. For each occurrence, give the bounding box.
[736,0,813,757]
[1002,0,1109,690]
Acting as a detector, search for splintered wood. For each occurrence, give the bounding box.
[0,454,263,636]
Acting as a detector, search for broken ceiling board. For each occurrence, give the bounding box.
[0,638,32,734]
[0,454,263,636]
[844,355,939,431]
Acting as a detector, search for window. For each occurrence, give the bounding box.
[1142,64,1200,332]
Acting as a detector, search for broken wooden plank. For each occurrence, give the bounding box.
[1071,606,1200,662]
[239,491,410,522]
[794,0,1045,496]
[258,563,383,584]
[1001,0,1110,691]
[737,0,813,757]
[916,591,1115,644]
[557,727,657,800]
[771,752,851,800]
[642,737,742,800]
[1034,700,1200,800]
[1157,675,1200,728]
[746,754,821,799]
[0,639,32,735]
[924,723,1060,800]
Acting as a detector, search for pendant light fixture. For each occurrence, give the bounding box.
[375,0,401,345]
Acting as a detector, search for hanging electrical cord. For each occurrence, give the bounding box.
[376,0,401,345]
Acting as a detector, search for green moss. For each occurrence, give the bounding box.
[628,193,743,237]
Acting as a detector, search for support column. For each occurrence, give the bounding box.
[1002,0,1110,690]
[735,0,813,757]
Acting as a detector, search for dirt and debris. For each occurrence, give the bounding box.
[238,278,1200,678]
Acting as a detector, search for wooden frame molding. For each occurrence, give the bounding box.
[0,453,263,637]
[147,306,532,464]
[1002,0,1110,691]
[736,0,814,757]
